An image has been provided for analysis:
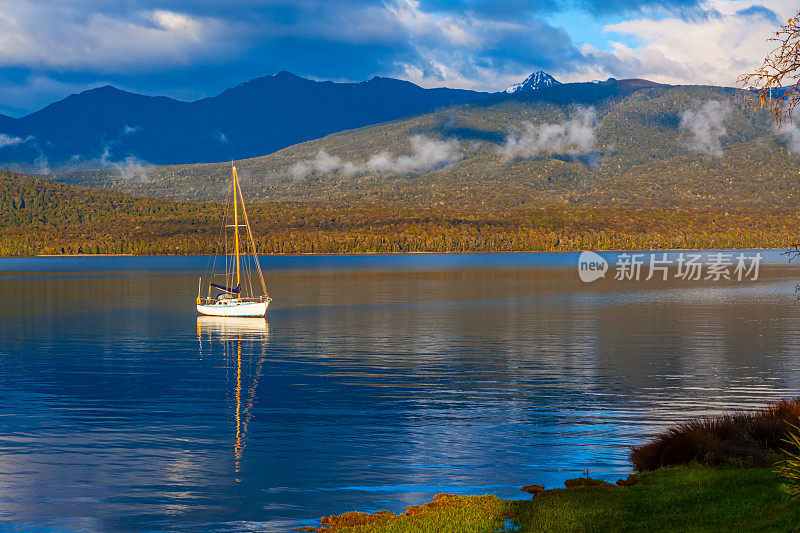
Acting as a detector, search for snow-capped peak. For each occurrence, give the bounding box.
[504,71,561,94]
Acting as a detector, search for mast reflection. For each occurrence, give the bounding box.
[196,317,270,482]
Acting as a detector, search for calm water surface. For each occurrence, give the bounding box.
[2,252,800,531]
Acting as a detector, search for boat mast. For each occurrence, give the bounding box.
[233,166,241,299]
[234,173,269,297]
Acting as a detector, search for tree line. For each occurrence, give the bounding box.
[1,171,796,256]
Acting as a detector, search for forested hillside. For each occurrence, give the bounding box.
[2,170,798,257]
[53,80,800,211]
[8,79,800,257]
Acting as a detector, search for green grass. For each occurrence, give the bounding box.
[520,466,799,532]
[304,466,800,532]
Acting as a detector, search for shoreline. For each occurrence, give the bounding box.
[301,399,800,531]
[13,246,792,259]
[298,466,797,532]
[35,253,134,257]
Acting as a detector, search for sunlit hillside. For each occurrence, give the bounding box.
[3,167,800,257]
[52,80,798,211]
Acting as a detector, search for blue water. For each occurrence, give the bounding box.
[1,252,800,531]
[0,248,790,273]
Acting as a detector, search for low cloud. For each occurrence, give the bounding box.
[33,155,50,175]
[290,135,462,179]
[1,153,50,175]
[290,150,360,179]
[214,130,229,144]
[366,135,462,173]
[99,145,151,180]
[500,107,598,159]
[776,123,800,154]
[679,100,730,156]
[0,133,33,149]
[110,156,151,180]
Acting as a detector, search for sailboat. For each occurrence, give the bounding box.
[196,165,271,317]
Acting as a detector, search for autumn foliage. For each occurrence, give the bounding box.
[740,10,800,125]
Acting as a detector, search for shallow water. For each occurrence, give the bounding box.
[1,252,800,531]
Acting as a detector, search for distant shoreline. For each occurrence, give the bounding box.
[16,247,788,259]
[35,253,134,257]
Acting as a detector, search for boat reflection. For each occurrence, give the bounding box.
[196,316,270,339]
[196,317,270,482]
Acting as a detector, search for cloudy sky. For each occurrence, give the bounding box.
[0,0,794,116]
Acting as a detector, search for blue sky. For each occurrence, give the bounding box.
[0,0,792,116]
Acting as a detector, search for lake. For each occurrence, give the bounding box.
[2,252,800,531]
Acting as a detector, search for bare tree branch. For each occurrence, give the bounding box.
[739,12,800,126]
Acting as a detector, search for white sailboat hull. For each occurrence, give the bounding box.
[197,300,269,317]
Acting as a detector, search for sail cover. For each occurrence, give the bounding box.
[210,282,241,294]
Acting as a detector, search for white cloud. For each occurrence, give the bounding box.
[290,150,359,179]
[0,0,793,115]
[290,135,462,179]
[384,0,796,91]
[368,135,462,173]
[501,107,598,159]
[679,100,731,156]
[776,123,800,154]
[0,3,237,72]
[0,133,32,149]
[98,145,151,180]
[386,0,576,92]
[566,1,791,86]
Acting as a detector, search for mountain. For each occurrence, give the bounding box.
[505,71,561,94]
[8,76,799,257]
[53,78,797,213]
[0,113,13,130]
[0,72,489,168]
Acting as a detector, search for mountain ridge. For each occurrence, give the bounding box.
[51,80,793,213]
[0,72,491,168]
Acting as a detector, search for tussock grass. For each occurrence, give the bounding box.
[631,398,800,471]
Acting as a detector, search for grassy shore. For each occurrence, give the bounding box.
[302,399,800,532]
[300,466,799,532]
